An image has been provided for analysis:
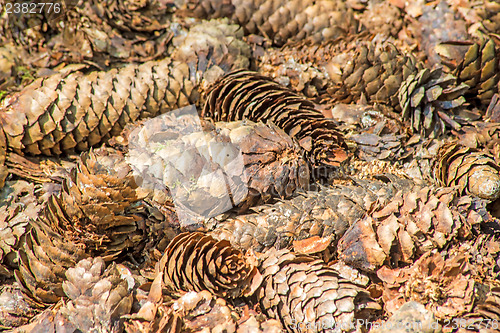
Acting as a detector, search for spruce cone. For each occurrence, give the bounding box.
[433,142,500,200]
[438,38,499,106]
[476,0,500,35]
[159,232,262,298]
[338,186,484,272]
[209,176,416,253]
[266,39,469,137]
[15,214,87,305]
[25,257,134,333]
[128,113,310,222]
[202,70,348,172]
[0,180,43,277]
[256,248,381,332]
[49,148,152,260]
[13,147,169,306]
[176,0,358,46]
[0,19,250,156]
[378,248,500,324]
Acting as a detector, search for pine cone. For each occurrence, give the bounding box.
[209,176,416,253]
[256,248,381,332]
[0,284,39,329]
[15,215,87,305]
[159,232,262,298]
[378,249,500,323]
[176,0,358,46]
[14,147,172,306]
[0,180,43,277]
[202,70,348,171]
[266,39,469,137]
[0,19,250,156]
[438,38,499,106]
[128,114,310,222]
[24,257,134,333]
[338,186,484,272]
[433,142,500,200]
[476,0,500,35]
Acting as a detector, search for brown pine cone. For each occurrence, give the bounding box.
[14,147,173,305]
[0,180,44,277]
[15,214,87,305]
[176,0,358,46]
[256,248,381,332]
[202,70,348,172]
[378,248,500,324]
[23,257,134,333]
[476,0,500,35]
[338,186,486,272]
[51,148,154,260]
[128,115,310,222]
[209,176,416,254]
[433,142,500,200]
[159,232,262,298]
[438,38,499,107]
[0,19,250,156]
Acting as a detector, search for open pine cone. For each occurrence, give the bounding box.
[438,38,499,107]
[202,70,349,172]
[24,257,134,333]
[256,248,381,332]
[159,232,262,298]
[338,186,487,272]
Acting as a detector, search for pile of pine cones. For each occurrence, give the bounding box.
[1,0,500,332]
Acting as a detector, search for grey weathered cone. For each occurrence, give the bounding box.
[175,0,359,46]
[159,232,262,298]
[0,19,250,157]
[21,257,134,333]
[128,117,310,219]
[255,248,381,332]
[202,69,349,173]
[208,175,416,254]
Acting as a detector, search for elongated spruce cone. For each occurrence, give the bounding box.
[338,186,486,272]
[202,70,348,172]
[256,248,381,332]
[128,116,310,220]
[176,0,358,46]
[160,232,262,298]
[433,142,500,200]
[438,39,499,106]
[25,257,134,333]
[0,19,250,156]
[209,175,416,253]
